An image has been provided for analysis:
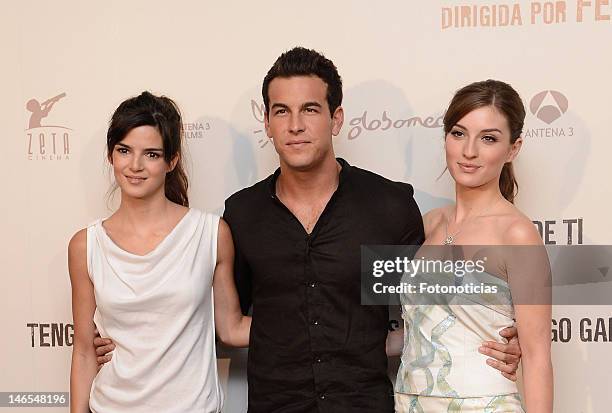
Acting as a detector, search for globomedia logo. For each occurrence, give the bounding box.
[524,90,574,138]
[347,110,443,140]
[25,93,72,160]
[248,99,444,143]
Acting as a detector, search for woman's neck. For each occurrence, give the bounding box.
[115,190,173,227]
[453,180,504,224]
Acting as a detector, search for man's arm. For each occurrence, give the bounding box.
[480,326,521,381]
[386,326,404,357]
[398,184,425,246]
[93,330,115,369]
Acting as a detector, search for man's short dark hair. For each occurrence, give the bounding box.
[262,47,343,118]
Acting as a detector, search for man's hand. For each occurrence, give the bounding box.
[93,328,115,371]
[479,325,522,381]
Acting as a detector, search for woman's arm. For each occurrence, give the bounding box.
[68,229,98,413]
[514,303,553,412]
[507,221,554,413]
[213,219,251,347]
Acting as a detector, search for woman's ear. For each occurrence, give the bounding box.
[168,153,179,172]
[507,137,523,163]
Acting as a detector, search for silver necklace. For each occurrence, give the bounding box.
[443,198,502,245]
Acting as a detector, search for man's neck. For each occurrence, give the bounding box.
[276,156,341,203]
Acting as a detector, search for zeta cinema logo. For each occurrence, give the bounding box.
[25,93,72,161]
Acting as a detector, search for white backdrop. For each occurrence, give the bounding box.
[2,1,612,411]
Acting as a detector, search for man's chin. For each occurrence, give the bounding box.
[280,155,320,172]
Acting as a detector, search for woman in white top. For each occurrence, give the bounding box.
[69,91,249,413]
[392,80,553,412]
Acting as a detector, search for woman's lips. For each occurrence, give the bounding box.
[457,162,481,173]
[125,175,147,184]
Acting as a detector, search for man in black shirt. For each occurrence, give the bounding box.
[223,47,520,412]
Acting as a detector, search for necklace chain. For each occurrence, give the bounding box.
[443,197,502,245]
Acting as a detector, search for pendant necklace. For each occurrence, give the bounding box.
[443,197,502,245]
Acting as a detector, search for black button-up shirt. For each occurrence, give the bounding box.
[223,159,424,413]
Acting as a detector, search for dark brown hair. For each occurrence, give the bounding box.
[107,91,189,206]
[262,47,343,117]
[443,79,525,203]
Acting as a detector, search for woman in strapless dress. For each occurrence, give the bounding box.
[394,80,553,412]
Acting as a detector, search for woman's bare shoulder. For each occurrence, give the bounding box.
[499,206,542,246]
[68,228,88,254]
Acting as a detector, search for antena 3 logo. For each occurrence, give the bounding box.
[524,90,575,138]
[25,93,72,160]
[183,121,211,139]
[530,90,568,124]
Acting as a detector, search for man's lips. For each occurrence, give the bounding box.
[286,140,311,148]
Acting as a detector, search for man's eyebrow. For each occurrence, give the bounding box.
[302,102,322,109]
[270,103,289,110]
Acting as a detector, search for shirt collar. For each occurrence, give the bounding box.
[266,158,351,198]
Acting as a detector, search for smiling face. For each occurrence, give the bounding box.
[110,125,177,201]
[445,105,522,191]
[264,75,343,172]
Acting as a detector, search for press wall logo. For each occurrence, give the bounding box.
[347,110,443,140]
[26,322,74,347]
[442,1,612,29]
[524,90,574,138]
[25,93,72,160]
[250,100,270,148]
[183,121,211,139]
[552,317,612,343]
[249,99,444,143]
[532,217,583,244]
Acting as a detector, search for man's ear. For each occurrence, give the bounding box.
[264,109,271,133]
[331,106,344,136]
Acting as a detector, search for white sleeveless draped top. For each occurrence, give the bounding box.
[87,209,223,413]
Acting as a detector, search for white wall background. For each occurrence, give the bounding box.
[2,1,611,411]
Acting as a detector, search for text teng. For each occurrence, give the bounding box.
[27,323,74,347]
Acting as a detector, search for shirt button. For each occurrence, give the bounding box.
[315,357,322,363]
[312,319,319,326]
[309,281,316,288]
[319,394,326,400]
